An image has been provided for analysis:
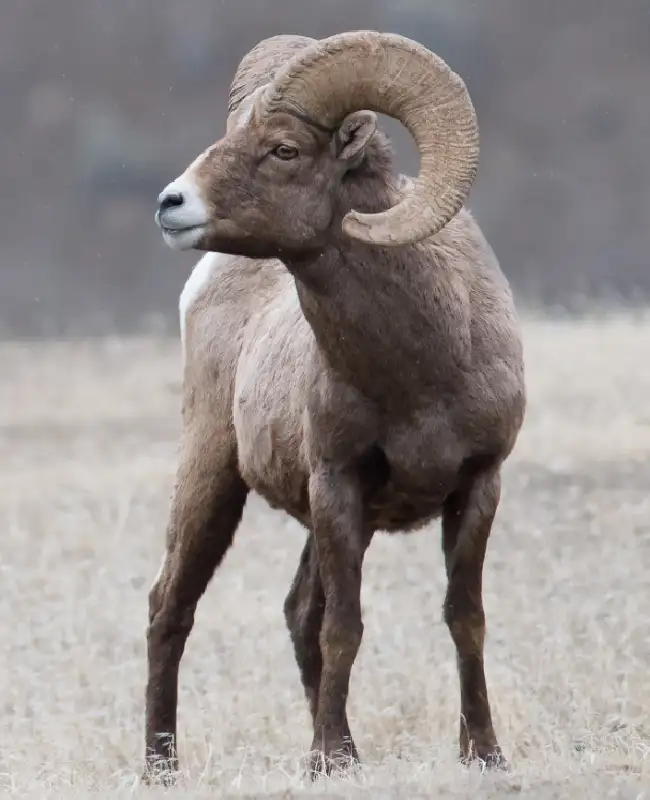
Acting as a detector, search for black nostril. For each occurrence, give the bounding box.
[158,192,184,213]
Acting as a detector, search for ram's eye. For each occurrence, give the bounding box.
[272,143,299,160]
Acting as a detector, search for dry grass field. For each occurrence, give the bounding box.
[1,313,649,798]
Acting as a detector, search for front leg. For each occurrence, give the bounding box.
[442,465,507,769]
[307,464,371,776]
[143,427,248,784]
[284,532,365,741]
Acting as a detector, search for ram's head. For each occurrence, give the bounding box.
[155,31,479,257]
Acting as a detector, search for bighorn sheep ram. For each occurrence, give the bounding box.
[146,30,526,780]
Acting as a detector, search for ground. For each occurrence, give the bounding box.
[0,313,649,798]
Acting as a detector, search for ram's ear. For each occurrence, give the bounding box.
[333,111,377,166]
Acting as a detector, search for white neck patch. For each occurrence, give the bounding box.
[179,252,232,356]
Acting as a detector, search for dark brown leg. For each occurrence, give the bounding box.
[143,434,248,783]
[442,466,507,770]
[284,530,366,773]
[306,465,371,777]
[283,533,325,722]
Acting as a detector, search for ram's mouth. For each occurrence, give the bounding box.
[156,215,207,251]
[159,222,205,237]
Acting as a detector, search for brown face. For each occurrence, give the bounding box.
[155,98,378,259]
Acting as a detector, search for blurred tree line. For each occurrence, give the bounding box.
[1,0,649,336]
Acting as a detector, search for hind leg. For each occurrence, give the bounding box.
[143,427,248,782]
[284,525,373,773]
[442,467,506,769]
[284,534,325,723]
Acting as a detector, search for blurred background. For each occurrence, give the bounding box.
[2,0,649,338]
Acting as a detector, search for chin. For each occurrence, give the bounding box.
[161,225,207,252]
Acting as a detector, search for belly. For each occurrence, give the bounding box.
[235,396,464,532]
[237,445,458,532]
[368,480,454,531]
[366,454,463,532]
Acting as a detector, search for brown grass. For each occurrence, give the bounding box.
[1,314,649,798]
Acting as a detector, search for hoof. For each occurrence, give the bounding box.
[306,737,360,779]
[461,745,509,772]
[141,759,179,787]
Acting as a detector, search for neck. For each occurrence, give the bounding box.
[284,142,470,406]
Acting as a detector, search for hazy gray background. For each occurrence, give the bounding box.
[2,0,649,337]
